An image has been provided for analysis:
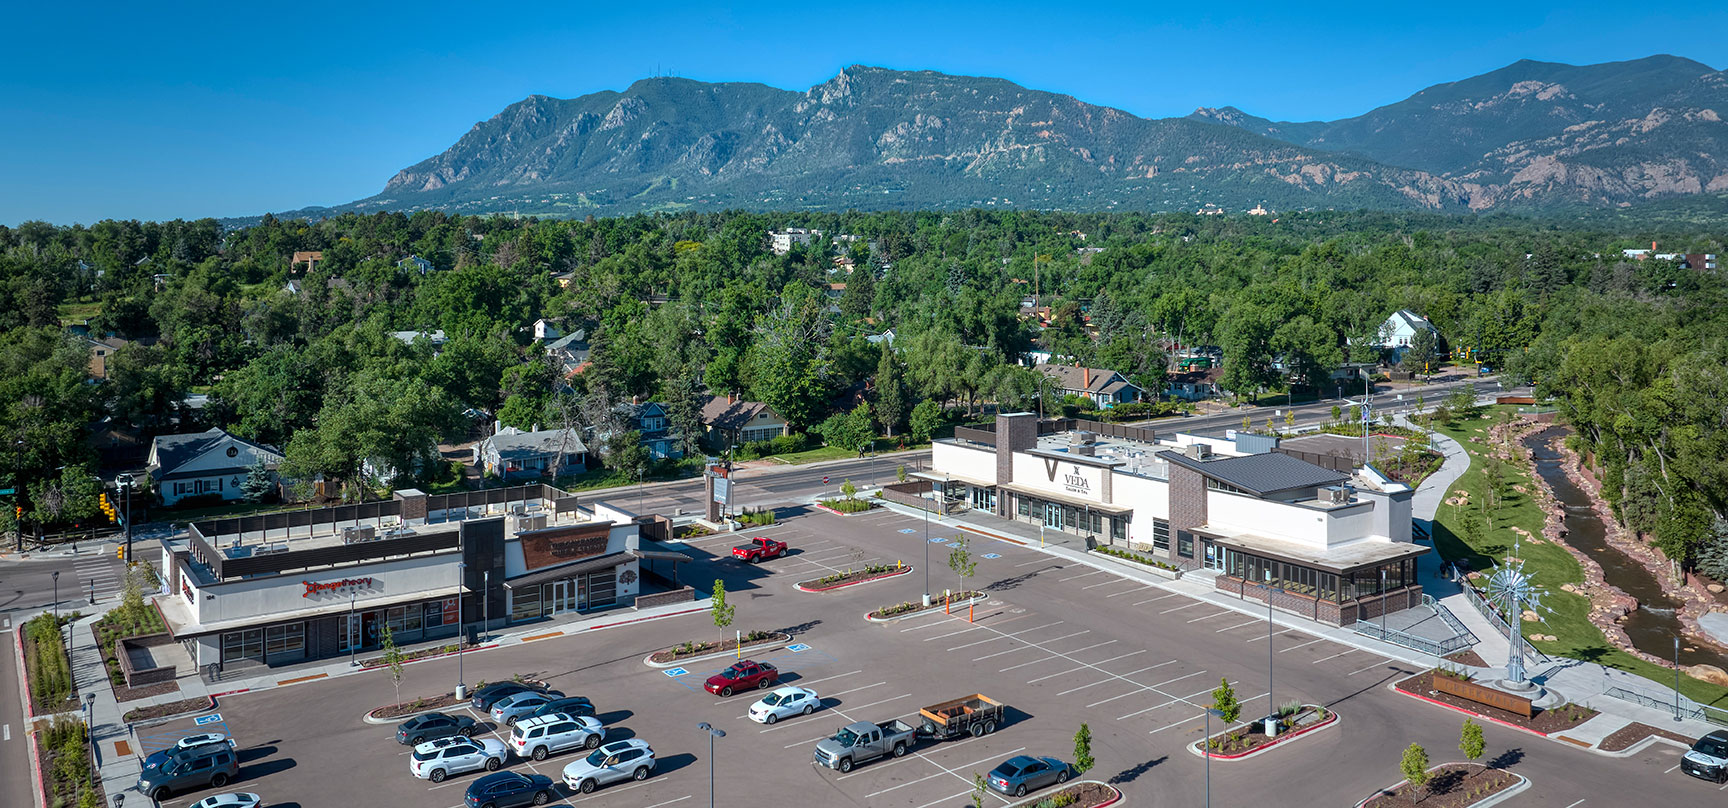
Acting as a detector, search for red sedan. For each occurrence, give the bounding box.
[704,660,780,697]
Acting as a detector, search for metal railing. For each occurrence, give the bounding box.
[1352,619,1475,657]
[1602,686,1728,727]
[1461,584,1551,665]
[1422,594,1481,647]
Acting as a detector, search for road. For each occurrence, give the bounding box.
[0,612,30,808]
[126,506,1715,808]
[1131,375,1507,437]
[581,453,932,518]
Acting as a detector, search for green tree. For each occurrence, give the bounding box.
[1073,723,1094,775]
[909,400,943,444]
[840,478,857,501]
[1403,327,1439,378]
[711,578,735,650]
[1400,743,1431,801]
[239,458,274,503]
[605,430,652,483]
[1212,677,1241,723]
[948,536,976,597]
[382,623,405,708]
[972,773,988,808]
[874,346,907,437]
[816,402,876,455]
[1459,718,1485,763]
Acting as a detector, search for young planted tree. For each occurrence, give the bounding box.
[972,772,988,808]
[1212,677,1241,723]
[947,537,977,620]
[1459,718,1485,763]
[1074,723,1094,775]
[896,464,908,484]
[711,578,735,651]
[840,478,857,501]
[1400,743,1431,801]
[382,623,405,708]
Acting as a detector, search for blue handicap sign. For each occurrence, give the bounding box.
[929,537,947,543]
[787,643,811,652]
[193,713,223,726]
[663,667,688,677]
[898,528,917,535]
[982,553,1002,560]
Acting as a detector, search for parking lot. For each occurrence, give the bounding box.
[127,505,1728,807]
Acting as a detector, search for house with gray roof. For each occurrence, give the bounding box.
[1034,363,1142,409]
[474,426,588,481]
[148,428,284,506]
[699,396,788,449]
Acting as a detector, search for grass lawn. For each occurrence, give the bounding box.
[1432,407,1728,707]
[157,500,310,524]
[57,300,102,325]
[762,437,930,466]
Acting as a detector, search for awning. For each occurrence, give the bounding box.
[1196,526,1428,574]
[632,549,694,563]
[504,551,635,590]
[910,470,998,489]
[995,481,1135,515]
[158,584,464,640]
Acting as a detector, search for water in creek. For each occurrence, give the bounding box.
[1521,426,1728,669]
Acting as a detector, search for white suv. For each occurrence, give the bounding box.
[409,737,508,782]
[509,714,606,761]
[561,739,655,794]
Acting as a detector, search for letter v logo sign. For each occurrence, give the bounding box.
[1043,457,1060,482]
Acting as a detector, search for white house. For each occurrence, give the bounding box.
[1367,310,1438,361]
[397,255,435,275]
[475,427,588,480]
[769,228,822,255]
[148,428,284,506]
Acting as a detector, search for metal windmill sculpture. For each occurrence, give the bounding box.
[1484,537,1550,685]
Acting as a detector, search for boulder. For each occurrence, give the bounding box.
[1709,583,1725,594]
[1686,664,1728,687]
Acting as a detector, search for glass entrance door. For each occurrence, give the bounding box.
[1203,541,1223,571]
[549,580,580,615]
[1044,503,1063,531]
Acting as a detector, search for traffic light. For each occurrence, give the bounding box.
[98,493,117,523]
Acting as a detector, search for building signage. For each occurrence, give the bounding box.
[302,577,374,598]
[521,523,611,570]
[1043,459,1092,496]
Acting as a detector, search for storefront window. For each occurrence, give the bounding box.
[1176,531,1194,559]
[586,570,617,609]
[1151,519,1170,552]
[1110,517,1126,541]
[387,604,424,638]
[425,597,458,628]
[222,628,263,664]
[1017,497,1029,517]
[265,624,305,661]
[510,584,543,622]
[1319,572,1338,602]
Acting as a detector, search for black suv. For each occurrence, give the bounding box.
[398,712,480,745]
[470,681,550,712]
[1682,729,1728,783]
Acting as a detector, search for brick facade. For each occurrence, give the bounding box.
[1165,465,1207,568]
[1214,575,1422,627]
[994,413,1038,517]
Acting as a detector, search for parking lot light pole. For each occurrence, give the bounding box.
[698,722,725,808]
[1260,569,1275,738]
[1675,636,1683,722]
[349,592,357,667]
[1203,706,1224,808]
[483,570,491,643]
[456,561,467,700]
[922,483,931,607]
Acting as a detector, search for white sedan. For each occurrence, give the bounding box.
[747,686,820,724]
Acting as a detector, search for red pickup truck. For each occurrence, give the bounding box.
[732,537,788,563]
[705,660,780,697]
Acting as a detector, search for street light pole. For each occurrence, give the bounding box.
[1262,569,1275,738]
[1381,569,1389,641]
[697,722,726,808]
[922,483,931,607]
[456,561,467,699]
[1675,636,1683,722]
[483,570,491,643]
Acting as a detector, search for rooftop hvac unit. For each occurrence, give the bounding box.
[516,514,547,532]
[1075,444,1096,457]
[342,525,377,544]
[507,502,528,516]
[1070,431,1096,446]
[255,543,290,556]
[1323,485,1354,504]
[1185,443,1212,460]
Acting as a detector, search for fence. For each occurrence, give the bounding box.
[1422,594,1480,647]
[1461,584,1551,665]
[1602,686,1728,727]
[1352,618,1475,657]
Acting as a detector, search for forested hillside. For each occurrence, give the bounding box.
[1,209,1725,566]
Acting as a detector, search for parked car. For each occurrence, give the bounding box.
[748,686,819,724]
[704,659,779,697]
[490,690,566,726]
[470,681,550,712]
[985,755,1070,797]
[509,713,607,760]
[561,739,655,794]
[1682,729,1728,783]
[410,737,509,782]
[463,771,556,808]
[188,795,262,808]
[528,696,595,720]
[397,712,479,745]
[174,733,236,751]
[732,536,788,562]
[136,743,241,801]
[813,719,919,772]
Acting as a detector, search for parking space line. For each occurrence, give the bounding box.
[1011,628,1090,648]
[1106,586,1153,598]
[639,797,694,808]
[1026,665,1089,684]
[866,747,1027,798]
[898,613,963,631]
[1060,639,1119,656]
[1081,578,1134,590]
[948,635,1009,652]
[1056,569,1104,583]
[1159,602,1200,614]
[837,693,914,714]
[1280,638,1327,653]
[1057,663,1166,696]
[916,788,984,808]
[564,779,654,804]
[1000,655,1059,672]
[1312,648,1358,664]
[1145,693,1266,735]
[837,734,983,780]
[1005,621,1065,637]
[1133,592,1181,606]
[792,669,865,688]
[820,681,887,700]
[1347,659,1396,676]
[1113,673,1212,718]
[1216,619,1262,633]
[1246,627,1300,643]
[971,647,1023,662]
[1091,649,1151,666]
[1014,559,1049,567]
[1185,610,1232,623]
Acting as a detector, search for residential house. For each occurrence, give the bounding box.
[616,401,682,460]
[290,251,324,273]
[699,396,789,449]
[148,428,284,506]
[1680,253,1719,271]
[552,270,576,289]
[397,254,435,275]
[546,330,592,378]
[532,318,564,342]
[391,329,448,350]
[1366,309,1438,361]
[1035,364,1143,409]
[87,336,130,379]
[1166,367,1224,402]
[824,283,845,312]
[283,279,302,296]
[769,228,821,255]
[864,329,896,346]
[474,426,587,481]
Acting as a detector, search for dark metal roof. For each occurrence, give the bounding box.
[1158,450,1348,496]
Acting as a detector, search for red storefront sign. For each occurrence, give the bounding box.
[302,577,375,598]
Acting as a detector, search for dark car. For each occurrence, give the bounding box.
[470,681,550,712]
[1682,729,1728,783]
[529,696,595,720]
[704,660,779,697]
[463,771,556,808]
[397,712,479,745]
[136,744,241,801]
[985,755,1070,797]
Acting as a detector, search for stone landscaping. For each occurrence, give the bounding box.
[796,564,911,592]
[1012,781,1120,808]
[1194,704,1335,757]
[124,695,213,723]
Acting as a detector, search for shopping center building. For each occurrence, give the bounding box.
[926,413,1426,625]
[154,484,690,672]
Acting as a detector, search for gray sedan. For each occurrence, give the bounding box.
[490,690,566,726]
[985,755,1070,797]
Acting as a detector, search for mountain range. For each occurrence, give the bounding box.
[310,55,1726,219]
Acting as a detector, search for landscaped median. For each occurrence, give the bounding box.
[643,630,791,667]
[125,696,219,724]
[1089,546,1184,580]
[1003,780,1122,808]
[1355,763,1529,808]
[866,591,986,622]
[1394,669,1597,737]
[796,563,912,592]
[815,497,878,516]
[1189,702,1339,760]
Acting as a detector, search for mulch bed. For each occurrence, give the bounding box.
[360,641,465,668]
[1599,721,1697,752]
[369,692,461,720]
[1198,706,1329,755]
[797,566,909,591]
[34,730,106,808]
[1443,649,1489,668]
[1362,763,1518,808]
[115,680,179,703]
[1396,671,1598,734]
[123,695,212,723]
[647,632,789,664]
[868,592,983,620]
[21,634,79,715]
[1023,781,1116,808]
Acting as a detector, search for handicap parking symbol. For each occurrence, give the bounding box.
[193,713,223,726]
[787,643,811,652]
[929,537,947,543]
[982,553,1002,560]
[898,528,917,535]
[663,667,688,677]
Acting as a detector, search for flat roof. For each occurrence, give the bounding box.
[1197,525,1427,574]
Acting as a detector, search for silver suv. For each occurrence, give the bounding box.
[508,714,606,761]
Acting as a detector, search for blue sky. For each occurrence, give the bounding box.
[3,1,1724,224]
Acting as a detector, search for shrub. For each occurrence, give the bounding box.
[1096,546,1179,571]
[819,498,872,513]
[813,564,896,587]
[24,614,72,709]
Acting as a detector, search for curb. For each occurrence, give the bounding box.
[1353,766,1531,808]
[1592,733,1691,758]
[124,695,219,729]
[1391,684,1552,739]
[363,698,463,725]
[1186,708,1340,761]
[16,629,45,808]
[1000,779,1123,808]
[812,503,882,517]
[642,634,793,669]
[355,643,498,674]
[865,594,988,623]
[1086,550,1184,581]
[796,566,914,593]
